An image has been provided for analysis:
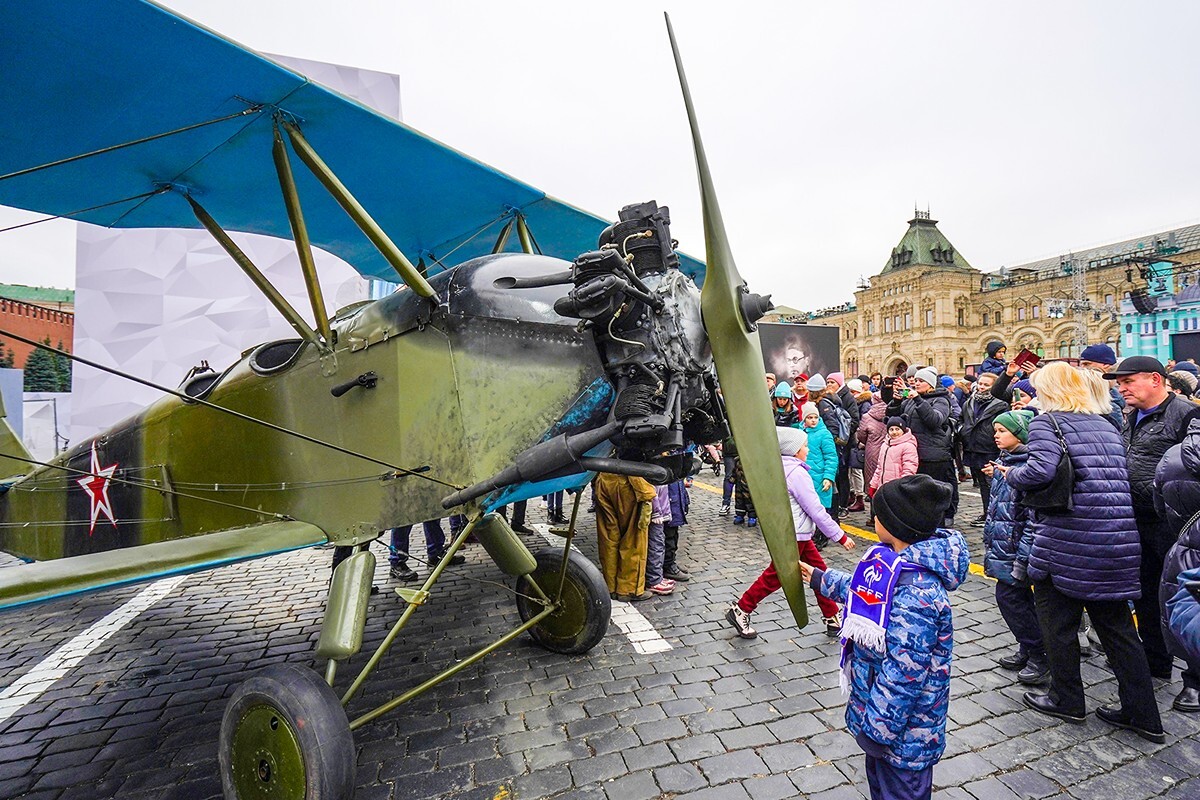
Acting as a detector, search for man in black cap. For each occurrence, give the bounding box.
[1107,356,1200,692]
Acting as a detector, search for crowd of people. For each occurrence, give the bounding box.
[366,339,1200,800]
[710,340,1200,800]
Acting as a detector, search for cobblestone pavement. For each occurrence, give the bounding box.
[1,472,1198,800]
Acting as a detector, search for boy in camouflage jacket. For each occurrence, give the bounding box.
[803,475,969,800]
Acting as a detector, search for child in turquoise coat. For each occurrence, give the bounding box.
[802,401,839,510]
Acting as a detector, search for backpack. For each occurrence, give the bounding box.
[828,401,852,444]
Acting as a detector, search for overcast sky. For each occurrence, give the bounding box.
[3,1,1199,311]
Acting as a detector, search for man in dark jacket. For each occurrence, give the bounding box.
[960,372,1009,520]
[1107,355,1200,680]
[887,366,958,524]
[1153,422,1200,713]
[827,372,861,515]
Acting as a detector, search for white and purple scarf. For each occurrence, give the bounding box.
[838,544,924,694]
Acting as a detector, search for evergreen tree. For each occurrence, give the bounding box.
[0,341,13,369]
[23,338,58,392]
[53,340,72,392]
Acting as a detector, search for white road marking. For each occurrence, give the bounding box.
[533,524,672,654]
[0,575,187,725]
[961,489,981,498]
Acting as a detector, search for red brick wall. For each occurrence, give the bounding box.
[0,299,74,368]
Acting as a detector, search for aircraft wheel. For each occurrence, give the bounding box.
[516,547,611,654]
[219,664,355,800]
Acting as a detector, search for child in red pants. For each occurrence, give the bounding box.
[727,427,855,638]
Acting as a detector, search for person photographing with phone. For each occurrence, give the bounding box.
[885,367,959,527]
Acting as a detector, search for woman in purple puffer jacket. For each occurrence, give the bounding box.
[1002,362,1163,742]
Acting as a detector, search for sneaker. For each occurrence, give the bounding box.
[649,580,676,595]
[747,516,758,527]
[1017,658,1051,685]
[586,504,597,513]
[389,564,418,582]
[1096,704,1166,744]
[837,509,850,520]
[970,513,987,528]
[998,648,1029,670]
[719,504,731,516]
[725,603,757,638]
[733,515,745,525]
[663,564,691,582]
[813,532,829,551]
[822,616,841,637]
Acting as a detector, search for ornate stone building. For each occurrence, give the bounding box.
[792,211,1200,376]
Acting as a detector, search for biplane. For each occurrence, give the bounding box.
[0,2,806,797]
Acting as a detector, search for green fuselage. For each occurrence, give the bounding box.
[0,253,606,562]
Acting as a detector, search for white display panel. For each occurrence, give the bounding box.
[70,56,400,441]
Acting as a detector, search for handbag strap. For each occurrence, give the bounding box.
[1043,412,1072,463]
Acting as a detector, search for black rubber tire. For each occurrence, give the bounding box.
[219,664,355,800]
[516,547,612,655]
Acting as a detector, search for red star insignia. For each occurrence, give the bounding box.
[77,442,118,535]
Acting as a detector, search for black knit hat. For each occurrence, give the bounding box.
[873,475,953,543]
[885,416,907,430]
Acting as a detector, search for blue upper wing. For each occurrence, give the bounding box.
[0,0,704,282]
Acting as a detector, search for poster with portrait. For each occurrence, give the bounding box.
[757,322,840,383]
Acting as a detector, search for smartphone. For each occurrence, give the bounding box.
[1013,348,1041,371]
[1012,388,1024,403]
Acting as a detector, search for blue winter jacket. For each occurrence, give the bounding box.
[1152,420,1200,661]
[819,529,970,771]
[804,421,838,507]
[1168,567,1200,664]
[980,356,1007,375]
[982,447,1031,585]
[1004,411,1141,601]
[667,480,690,527]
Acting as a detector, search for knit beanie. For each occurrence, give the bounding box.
[1013,378,1036,398]
[846,378,864,393]
[776,426,808,456]
[827,372,845,388]
[885,416,907,431]
[873,475,953,543]
[986,340,1006,358]
[1079,344,1117,366]
[904,365,923,379]
[800,401,819,419]
[914,367,939,387]
[939,375,955,388]
[994,410,1033,443]
[773,382,793,398]
[805,374,826,392]
[1176,361,1200,378]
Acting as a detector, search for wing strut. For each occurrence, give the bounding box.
[185,194,323,347]
[272,125,334,347]
[282,122,436,298]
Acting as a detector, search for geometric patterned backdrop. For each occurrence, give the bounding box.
[70,55,400,441]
